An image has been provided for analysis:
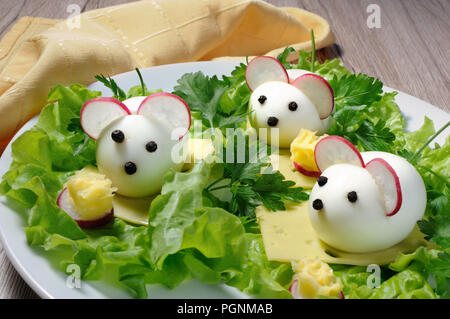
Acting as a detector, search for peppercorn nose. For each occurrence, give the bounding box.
[267,116,278,127]
[312,198,323,211]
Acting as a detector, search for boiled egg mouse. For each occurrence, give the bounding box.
[308,136,426,253]
[246,56,333,148]
[80,93,191,197]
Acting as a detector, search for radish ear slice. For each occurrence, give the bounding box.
[291,74,334,119]
[137,92,191,140]
[245,56,289,91]
[314,136,364,172]
[80,97,131,140]
[365,158,403,216]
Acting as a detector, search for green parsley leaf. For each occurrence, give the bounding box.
[208,130,309,219]
[330,73,383,108]
[94,74,127,101]
[173,71,248,133]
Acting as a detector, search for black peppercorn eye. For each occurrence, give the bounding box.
[288,101,298,111]
[258,95,267,104]
[124,162,137,175]
[347,191,358,203]
[317,176,328,187]
[312,199,324,210]
[146,141,158,153]
[111,130,124,143]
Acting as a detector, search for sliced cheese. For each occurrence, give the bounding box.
[112,194,155,226]
[256,202,428,266]
[271,149,317,189]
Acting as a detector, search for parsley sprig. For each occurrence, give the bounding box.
[204,130,309,221]
[94,74,127,101]
[173,69,250,133]
[95,68,153,100]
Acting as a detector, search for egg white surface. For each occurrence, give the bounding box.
[286,69,312,79]
[308,152,426,253]
[362,151,427,238]
[96,115,185,197]
[249,81,326,148]
[123,96,146,113]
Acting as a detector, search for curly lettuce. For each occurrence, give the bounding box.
[0,84,292,298]
[1,51,448,300]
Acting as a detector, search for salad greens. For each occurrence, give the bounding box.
[0,76,295,299]
[1,47,449,299]
[204,130,309,222]
[277,47,450,298]
[173,69,250,134]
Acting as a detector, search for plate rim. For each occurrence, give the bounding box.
[0,60,448,299]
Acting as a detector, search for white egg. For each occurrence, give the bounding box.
[308,152,426,253]
[286,69,312,79]
[96,115,186,197]
[122,96,146,113]
[287,69,332,133]
[249,81,327,148]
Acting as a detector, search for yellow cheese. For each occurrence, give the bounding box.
[292,258,343,298]
[112,194,155,226]
[256,202,429,266]
[66,166,116,220]
[271,149,317,189]
[290,129,323,172]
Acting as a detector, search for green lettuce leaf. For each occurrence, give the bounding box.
[2,50,449,300]
[0,84,155,298]
[226,234,293,299]
[335,267,437,299]
[390,247,450,298]
[144,160,295,298]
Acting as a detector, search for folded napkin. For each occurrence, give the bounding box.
[0,0,333,151]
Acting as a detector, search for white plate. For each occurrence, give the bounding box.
[0,61,448,299]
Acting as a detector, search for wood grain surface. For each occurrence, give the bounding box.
[0,0,449,299]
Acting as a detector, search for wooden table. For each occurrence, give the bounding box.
[0,0,449,299]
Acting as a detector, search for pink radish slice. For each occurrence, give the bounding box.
[57,188,114,229]
[289,280,302,299]
[245,56,289,91]
[137,92,191,140]
[291,74,334,119]
[293,162,321,178]
[80,97,131,140]
[314,136,364,172]
[365,158,403,216]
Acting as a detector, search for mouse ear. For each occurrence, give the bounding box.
[314,136,364,171]
[137,92,191,139]
[80,97,131,140]
[245,56,289,91]
[291,74,334,119]
[365,158,403,216]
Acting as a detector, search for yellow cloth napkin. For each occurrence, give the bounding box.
[0,0,333,150]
